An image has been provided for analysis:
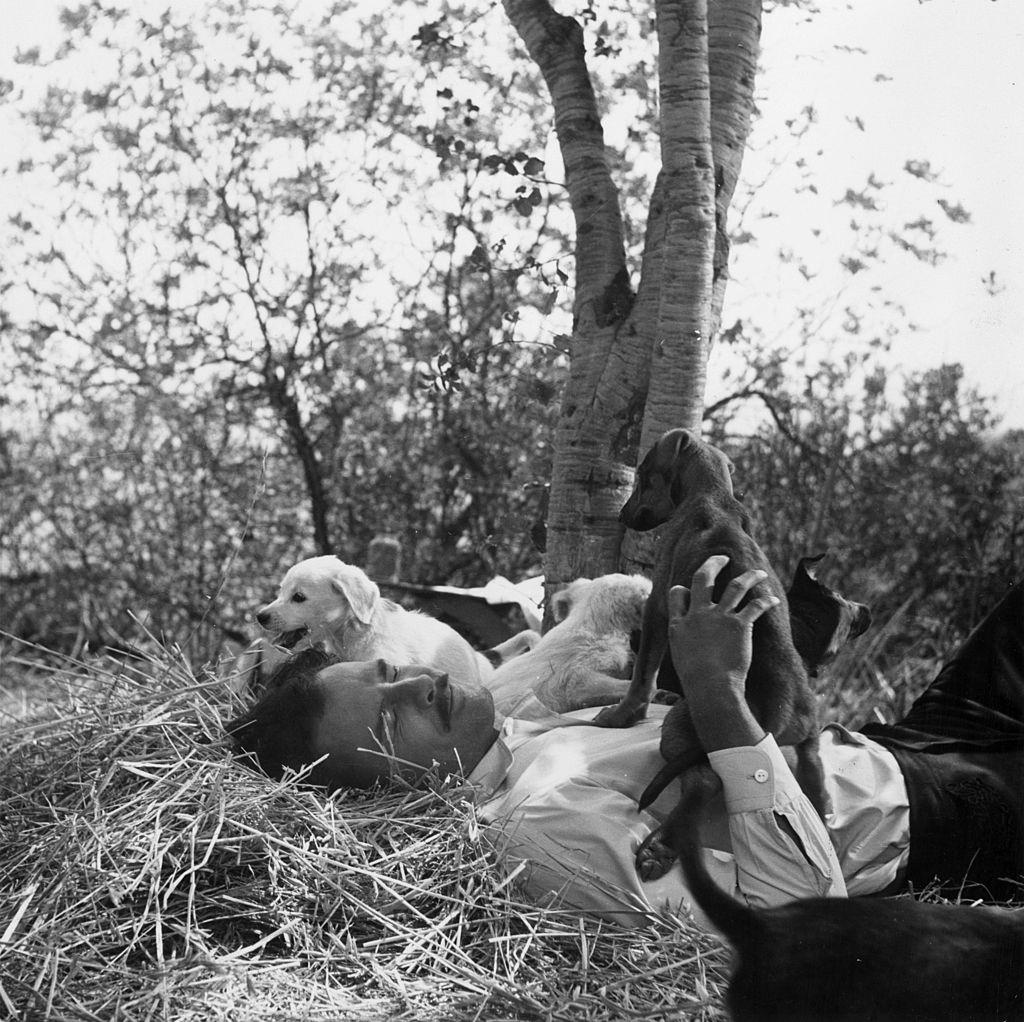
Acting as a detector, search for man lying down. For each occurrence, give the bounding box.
[226,557,1024,930]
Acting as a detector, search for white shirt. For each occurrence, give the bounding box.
[470,695,910,929]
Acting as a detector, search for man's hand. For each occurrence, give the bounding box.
[668,554,779,752]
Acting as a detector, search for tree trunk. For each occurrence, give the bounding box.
[503,0,638,590]
[504,0,763,591]
[639,0,716,445]
[619,0,717,574]
[707,0,762,340]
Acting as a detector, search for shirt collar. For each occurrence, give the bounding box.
[469,692,602,796]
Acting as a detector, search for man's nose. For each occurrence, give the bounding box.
[426,673,449,702]
[394,669,448,702]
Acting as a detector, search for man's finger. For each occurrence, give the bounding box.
[668,585,691,619]
[690,555,730,606]
[736,593,780,626]
[717,568,768,613]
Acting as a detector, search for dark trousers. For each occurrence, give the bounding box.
[861,581,1024,900]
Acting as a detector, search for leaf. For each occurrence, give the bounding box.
[466,244,491,272]
[936,198,971,224]
[903,158,939,183]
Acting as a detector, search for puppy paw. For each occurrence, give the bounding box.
[592,702,646,728]
[635,830,677,882]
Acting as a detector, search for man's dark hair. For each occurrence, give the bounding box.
[227,649,337,779]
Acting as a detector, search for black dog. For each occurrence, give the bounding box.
[674,766,1024,1022]
[594,429,828,875]
[787,553,871,678]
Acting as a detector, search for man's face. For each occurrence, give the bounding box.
[227,658,498,790]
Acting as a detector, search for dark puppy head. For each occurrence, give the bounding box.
[786,554,871,676]
[620,428,734,532]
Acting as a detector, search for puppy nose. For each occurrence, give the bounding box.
[256,609,270,627]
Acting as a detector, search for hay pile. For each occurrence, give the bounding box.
[0,648,727,1021]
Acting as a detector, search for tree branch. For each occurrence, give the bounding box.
[707,0,762,341]
[639,0,716,443]
[501,0,629,328]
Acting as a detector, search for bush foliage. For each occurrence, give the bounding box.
[1,2,1019,671]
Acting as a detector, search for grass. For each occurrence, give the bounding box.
[0,644,731,1022]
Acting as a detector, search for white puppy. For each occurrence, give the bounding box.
[487,573,652,715]
[255,555,490,685]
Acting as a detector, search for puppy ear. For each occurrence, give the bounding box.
[331,566,379,625]
[801,552,826,575]
[666,430,695,504]
[550,578,589,623]
[663,429,689,469]
[549,589,573,624]
[791,553,827,595]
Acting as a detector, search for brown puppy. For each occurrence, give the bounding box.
[634,552,872,878]
[594,428,826,873]
[673,766,1024,1022]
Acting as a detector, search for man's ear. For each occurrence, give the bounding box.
[331,565,379,625]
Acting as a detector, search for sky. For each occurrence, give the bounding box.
[735,0,1024,431]
[1,0,1021,430]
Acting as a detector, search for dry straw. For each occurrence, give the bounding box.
[0,646,727,1021]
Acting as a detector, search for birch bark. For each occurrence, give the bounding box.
[503,0,637,586]
[502,0,762,590]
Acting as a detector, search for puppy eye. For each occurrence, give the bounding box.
[291,593,307,604]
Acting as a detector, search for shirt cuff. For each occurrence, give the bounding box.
[708,734,800,814]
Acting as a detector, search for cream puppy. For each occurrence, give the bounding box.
[487,573,652,715]
[256,555,490,685]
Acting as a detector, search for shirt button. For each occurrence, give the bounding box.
[753,769,769,783]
